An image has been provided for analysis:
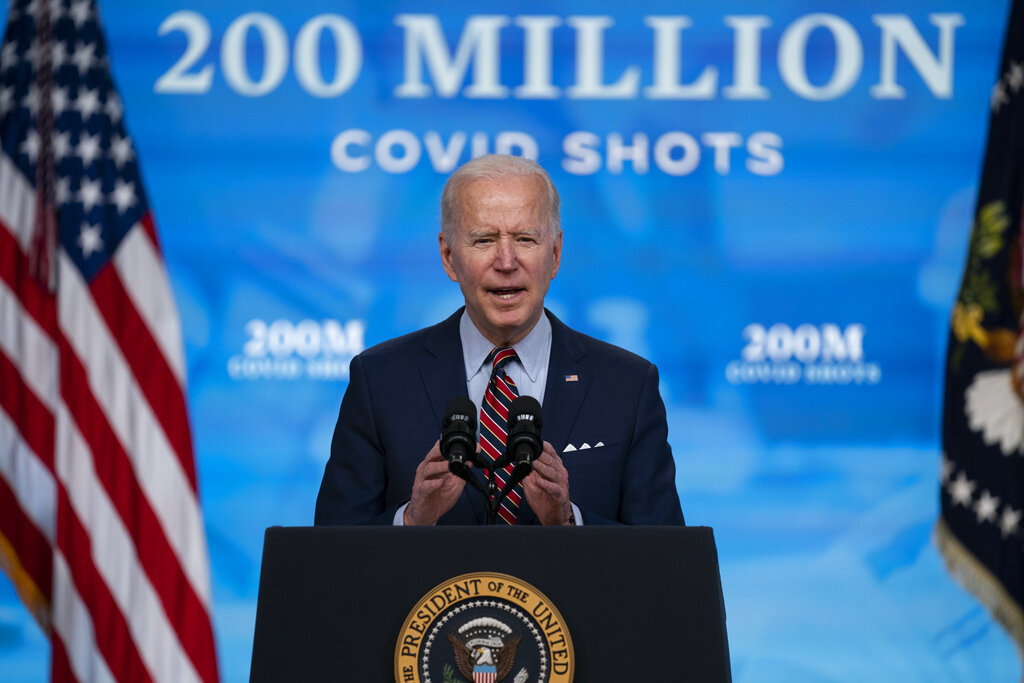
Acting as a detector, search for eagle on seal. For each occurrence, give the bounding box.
[448,630,521,682]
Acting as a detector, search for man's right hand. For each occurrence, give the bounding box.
[404,440,467,526]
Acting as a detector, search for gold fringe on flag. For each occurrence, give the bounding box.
[935,516,1024,663]
[0,530,50,635]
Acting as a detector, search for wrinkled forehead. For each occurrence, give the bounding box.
[455,177,551,231]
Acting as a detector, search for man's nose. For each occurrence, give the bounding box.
[493,237,517,270]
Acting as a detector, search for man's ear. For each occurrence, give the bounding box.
[439,232,459,282]
[550,231,563,278]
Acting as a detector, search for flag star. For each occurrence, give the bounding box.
[20,128,40,162]
[949,472,976,507]
[1,41,18,70]
[24,0,41,18]
[52,41,69,70]
[69,0,92,28]
[992,81,1009,112]
[23,85,40,116]
[78,177,103,212]
[53,131,71,160]
[111,178,136,214]
[71,40,95,74]
[104,92,122,122]
[1001,506,1022,538]
[1009,62,1024,94]
[25,39,42,68]
[55,175,71,204]
[74,86,100,120]
[51,86,70,116]
[975,490,1000,524]
[0,86,14,113]
[77,221,103,258]
[940,456,955,484]
[49,0,67,18]
[110,133,134,168]
[76,132,101,167]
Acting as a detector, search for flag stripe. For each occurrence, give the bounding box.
[57,253,212,604]
[56,403,203,683]
[51,550,121,683]
[0,151,35,249]
[0,232,60,411]
[0,346,56,477]
[112,220,186,385]
[0,475,52,620]
[0,364,57,540]
[57,336,216,676]
[56,484,156,683]
[50,635,78,683]
[90,258,196,487]
[4,226,213,611]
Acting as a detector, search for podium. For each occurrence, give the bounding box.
[250,526,730,681]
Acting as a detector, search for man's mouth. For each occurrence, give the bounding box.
[490,287,524,300]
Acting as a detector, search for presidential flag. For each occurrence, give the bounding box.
[0,0,219,681]
[938,0,1024,660]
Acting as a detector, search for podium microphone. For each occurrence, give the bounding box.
[506,396,543,484]
[441,397,477,478]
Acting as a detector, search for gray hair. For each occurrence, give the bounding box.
[440,154,561,243]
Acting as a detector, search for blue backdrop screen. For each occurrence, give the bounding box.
[1,1,1018,681]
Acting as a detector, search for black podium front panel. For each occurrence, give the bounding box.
[250,526,730,682]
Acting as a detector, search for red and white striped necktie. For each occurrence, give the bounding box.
[479,347,523,524]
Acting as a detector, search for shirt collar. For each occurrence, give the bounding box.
[460,310,551,383]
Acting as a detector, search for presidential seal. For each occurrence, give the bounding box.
[395,572,574,683]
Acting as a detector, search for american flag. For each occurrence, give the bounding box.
[0,1,219,682]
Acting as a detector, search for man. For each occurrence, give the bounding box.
[315,155,683,526]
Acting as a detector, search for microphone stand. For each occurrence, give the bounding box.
[450,453,532,526]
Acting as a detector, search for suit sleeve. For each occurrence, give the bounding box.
[314,354,404,525]
[579,362,685,526]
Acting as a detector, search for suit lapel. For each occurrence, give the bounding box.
[419,308,486,523]
[541,311,591,456]
[419,309,468,427]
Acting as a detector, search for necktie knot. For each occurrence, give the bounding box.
[489,346,518,373]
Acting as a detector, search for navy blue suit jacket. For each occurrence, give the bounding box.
[314,309,684,526]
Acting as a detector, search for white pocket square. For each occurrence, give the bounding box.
[563,441,605,453]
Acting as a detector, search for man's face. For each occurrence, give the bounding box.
[440,176,562,347]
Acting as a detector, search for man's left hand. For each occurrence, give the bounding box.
[523,441,572,525]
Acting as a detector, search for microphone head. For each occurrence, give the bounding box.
[508,395,542,431]
[506,395,542,471]
[443,397,477,431]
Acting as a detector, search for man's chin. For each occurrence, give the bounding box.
[478,310,540,346]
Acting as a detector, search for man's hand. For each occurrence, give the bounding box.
[404,441,467,526]
[523,441,572,525]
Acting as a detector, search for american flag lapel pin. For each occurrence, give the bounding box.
[565,374,579,382]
